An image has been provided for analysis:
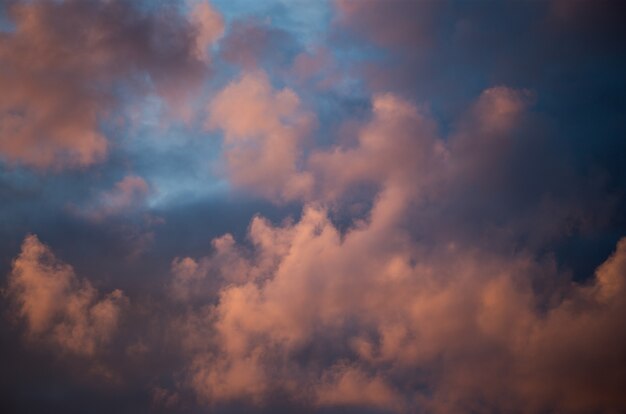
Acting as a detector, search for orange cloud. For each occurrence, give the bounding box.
[172,200,625,411]
[6,235,128,356]
[309,93,445,202]
[170,86,626,411]
[207,71,315,201]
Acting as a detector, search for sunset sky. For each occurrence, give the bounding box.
[1,0,626,412]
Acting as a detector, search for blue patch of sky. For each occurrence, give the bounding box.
[212,0,332,46]
[0,12,15,33]
[107,98,229,209]
[93,59,236,209]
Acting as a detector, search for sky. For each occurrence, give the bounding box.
[0,0,625,413]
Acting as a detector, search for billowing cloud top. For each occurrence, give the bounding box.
[1,0,625,413]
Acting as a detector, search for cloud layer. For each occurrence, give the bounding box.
[0,0,625,413]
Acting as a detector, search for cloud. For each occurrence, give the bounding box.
[207,71,315,202]
[460,86,534,134]
[66,175,164,257]
[191,1,224,63]
[334,0,435,50]
[289,46,345,90]
[172,199,625,412]
[71,175,151,222]
[316,363,403,411]
[309,93,444,202]
[170,214,295,303]
[0,1,624,411]
[207,81,444,205]
[0,0,221,170]
[168,86,625,412]
[219,18,296,70]
[205,78,611,252]
[6,234,128,356]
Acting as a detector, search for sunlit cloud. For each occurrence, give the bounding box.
[6,235,128,356]
[1,0,625,413]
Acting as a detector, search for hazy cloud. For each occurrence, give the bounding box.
[0,0,221,169]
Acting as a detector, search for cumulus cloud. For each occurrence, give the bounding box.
[207,80,444,205]
[170,215,294,303]
[203,78,610,258]
[0,0,221,169]
[309,93,444,202]
[1,1,624,411]
[171,201,625,412]
[6,234,128,356]
[207,71,315,201]
[167,86,626,412]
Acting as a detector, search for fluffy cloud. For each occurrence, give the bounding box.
[1,1,624,411]
[6,235,128,356]
[172,201,625,412]
[199,79,571,252]
[170,86,625,412]
[170,215,294,303]
[0,0,221,169]
[207,79,444,205]
[309,93,444,202]
[207,71,315,201]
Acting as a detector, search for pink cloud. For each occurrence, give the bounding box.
[0,0,221,169]
[168,86,625,411]
[309,93,445,202]
[191,1,224,63]
[207,71,315,201]
[6,235,128,356]
[316,364,403,411]
[170,199,625,411]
